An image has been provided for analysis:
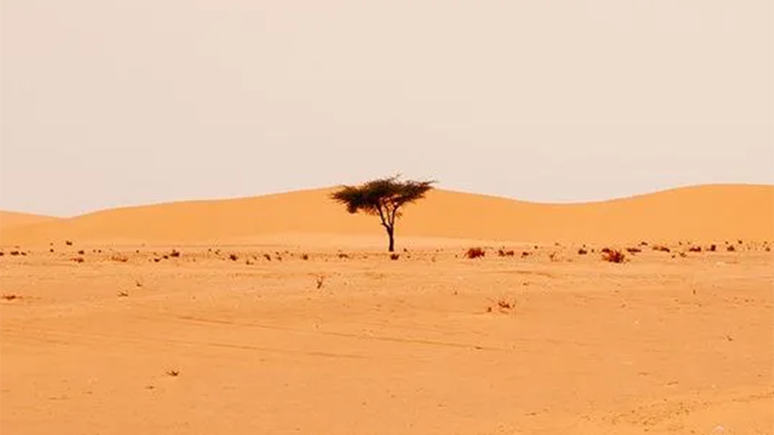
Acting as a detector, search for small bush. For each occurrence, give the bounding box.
[727,245,736,252]
[626,247,642,254]
[688,246,702,253]
[708,244,717,252]
[390,253,400,260]
[498,249,515,257]
[111,255,129,262]
[315,275,325,289]
[10,250,20,256]
[50,248,55,253]
[263,253,272,261]
[72,257,85,263]
[169,249,180,258]
[521,251,530,258]
[338,253,350,259]
[77,250,85,255]
[1,294,19,301]
[577,248,588,255]
[65,241,73,246]
[653,245,671,253]
[602,250,626,263]
[301,254,309,260]
[117,290,129,297]
[166,369,180,377]
[465,247,485,259]
[229,254,238,261]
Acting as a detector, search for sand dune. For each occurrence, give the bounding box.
[1,184,772,246]
[0,211,59,230]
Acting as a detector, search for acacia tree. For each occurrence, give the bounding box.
[331,175,435,252]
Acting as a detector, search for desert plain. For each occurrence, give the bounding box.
[1,185,772,435]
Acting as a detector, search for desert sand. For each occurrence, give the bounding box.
[0,211,58,230]
[1,185,772,435]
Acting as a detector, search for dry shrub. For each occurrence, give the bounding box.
[77,250,85,255]
[626,247,642,254]
[338,253,350,259]
[301,254,309,260]
[487,298,515,313]
[111,255,129,263]
[72,257,85,263]
[229,254,239,261]
[390,253,400,260]
[709,244,717,252]
[263,253,271,261]
[315,275,325,289]
[1,294,19,301]
[727,245,736,252]
[65,240,73,246]
[602,249,626,263]
[465,247,486,259]
[577,248,588,255]
[653,245,671,253]
[688,246,702,253]
[521,251,530,258]
[10,250,20,256]
[117,290,129,297]
[169,249,181,258]
[498,249,515,257]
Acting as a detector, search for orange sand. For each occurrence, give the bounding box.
[1,184,772,434]
[1,184,772,247]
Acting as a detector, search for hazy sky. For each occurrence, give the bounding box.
[1,0,772,216]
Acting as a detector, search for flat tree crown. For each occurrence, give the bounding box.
[330,175,435,219]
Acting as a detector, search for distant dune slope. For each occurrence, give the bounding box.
[0,211,59,230]
[1,185,772,246]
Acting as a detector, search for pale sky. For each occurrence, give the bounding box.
[1,0,772,217]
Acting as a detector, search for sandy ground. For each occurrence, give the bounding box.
[1,242,771,434]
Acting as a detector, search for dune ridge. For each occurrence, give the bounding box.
[1,184,772,246]
[0,211,59,230]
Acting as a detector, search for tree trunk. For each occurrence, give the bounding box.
[386,226,395,252]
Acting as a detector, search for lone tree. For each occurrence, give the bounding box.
[331,175,435,252]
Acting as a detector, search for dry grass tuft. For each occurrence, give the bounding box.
[390,253,400,260]
[602,249,626,263]
[465,247,486,259]
[497,249,515,257]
